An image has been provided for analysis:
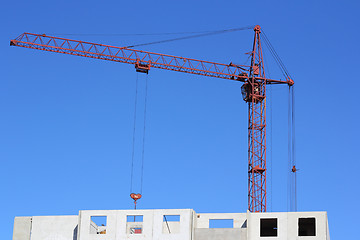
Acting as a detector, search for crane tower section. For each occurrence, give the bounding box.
[242,25,266,212]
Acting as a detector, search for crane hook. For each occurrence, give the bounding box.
[130,193,142,209]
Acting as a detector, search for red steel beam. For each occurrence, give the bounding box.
[10,33,248,81]
[10,33,291,85]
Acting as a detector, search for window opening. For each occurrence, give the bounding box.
[163,215,180,222]
[260,218,277,237]
[209,219,234,228]
[90,216,107,234]
[298,218,316,236]
[127,215,143,234]
[163,215,180,234]
[127,215,143,222]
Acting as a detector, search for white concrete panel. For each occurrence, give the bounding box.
[288,212,327,240]
[115,209,154,240]
[13,217,32,240]
[153,209,193,240]
[78,210,117,240]
[247,211,329,240]
[195,228,244,240]
[12,209,330,240]
[30,216,78,240]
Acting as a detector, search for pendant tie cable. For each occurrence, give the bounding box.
[49,26,254,49]
[130,73,149,209]
[125,26,254,48]
[261,30,292,81]
[49,26,254,37]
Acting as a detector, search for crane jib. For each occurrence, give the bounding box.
[10,33,290,85]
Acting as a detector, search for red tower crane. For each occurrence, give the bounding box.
[10,25,293,212]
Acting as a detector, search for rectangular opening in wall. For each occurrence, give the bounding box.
[163,215,180,234]
[298,218,316,236]
[90,216,107,234]
[260,218,277,237]
[209,219,234,228]
[163,215,180,222]
[127,215,143,222]
[127,215,143,234]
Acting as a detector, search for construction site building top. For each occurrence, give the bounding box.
[13,209,330,240]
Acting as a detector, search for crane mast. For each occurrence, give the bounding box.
[247,25,267,212]
[10,25,293,212]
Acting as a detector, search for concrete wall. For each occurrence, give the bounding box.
[195,213,247,240]
[13,215,78,240]
[195,228,244,240]
[12,209,330,240]
[247,211,330,240]
[77,209,194,240]
[13,217,31,240]
[326,214,330,240]
[196,213,247,228]
[31,216,79,240]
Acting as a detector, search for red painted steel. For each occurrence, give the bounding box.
[130,193,142,209]
[10,32,289,85]
[247,26,267,212]
[10,27,293,212]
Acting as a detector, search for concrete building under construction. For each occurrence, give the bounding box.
[13,209,330,240]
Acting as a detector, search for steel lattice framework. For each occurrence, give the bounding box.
[247,26,267,212]
[10,25,293,212]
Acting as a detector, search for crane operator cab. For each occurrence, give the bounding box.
[241,81,264,103]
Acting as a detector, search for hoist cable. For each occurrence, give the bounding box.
[125,26,254,48]
[263,48,273,212]
[269,86,273,212]
[130,73,139,193]
[287,87,291,211]
[291,86,297,211]
[140,74,149,194]
[288,86,297,211]
[261,29,296,211]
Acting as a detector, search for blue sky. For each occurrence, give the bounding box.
[1,0,359,239]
